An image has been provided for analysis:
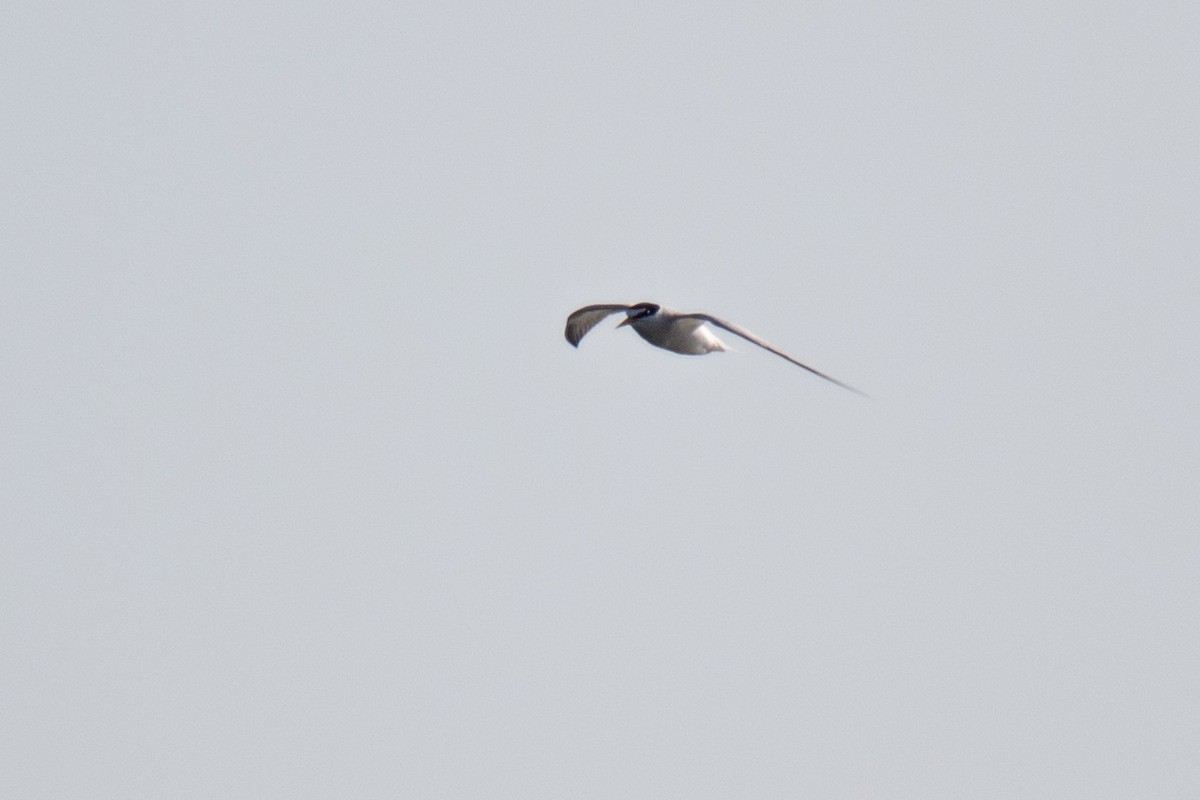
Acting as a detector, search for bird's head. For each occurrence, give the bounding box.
[617,302,660,328]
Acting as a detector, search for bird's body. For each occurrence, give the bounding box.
[565,301,866,396]
[623,307,727,355]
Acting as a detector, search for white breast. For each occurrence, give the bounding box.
[632,314,728,355]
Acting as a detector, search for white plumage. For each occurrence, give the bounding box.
[565,302,866,396]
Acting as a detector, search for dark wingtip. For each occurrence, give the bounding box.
[829,378,871,399]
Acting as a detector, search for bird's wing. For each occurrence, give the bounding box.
[564,304,630,347]
[681,313,869,397]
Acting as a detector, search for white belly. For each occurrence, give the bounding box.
[633,316,728,355]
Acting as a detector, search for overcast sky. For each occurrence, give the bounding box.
[4,1,1199,797]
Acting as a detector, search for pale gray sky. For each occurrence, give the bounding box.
[3,1,1199,797]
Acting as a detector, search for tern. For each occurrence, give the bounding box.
[565,302,866,396]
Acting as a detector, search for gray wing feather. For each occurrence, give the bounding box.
[682,313,869,397]
[565,304,631,347]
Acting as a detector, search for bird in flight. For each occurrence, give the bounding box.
[565,302,866,397]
